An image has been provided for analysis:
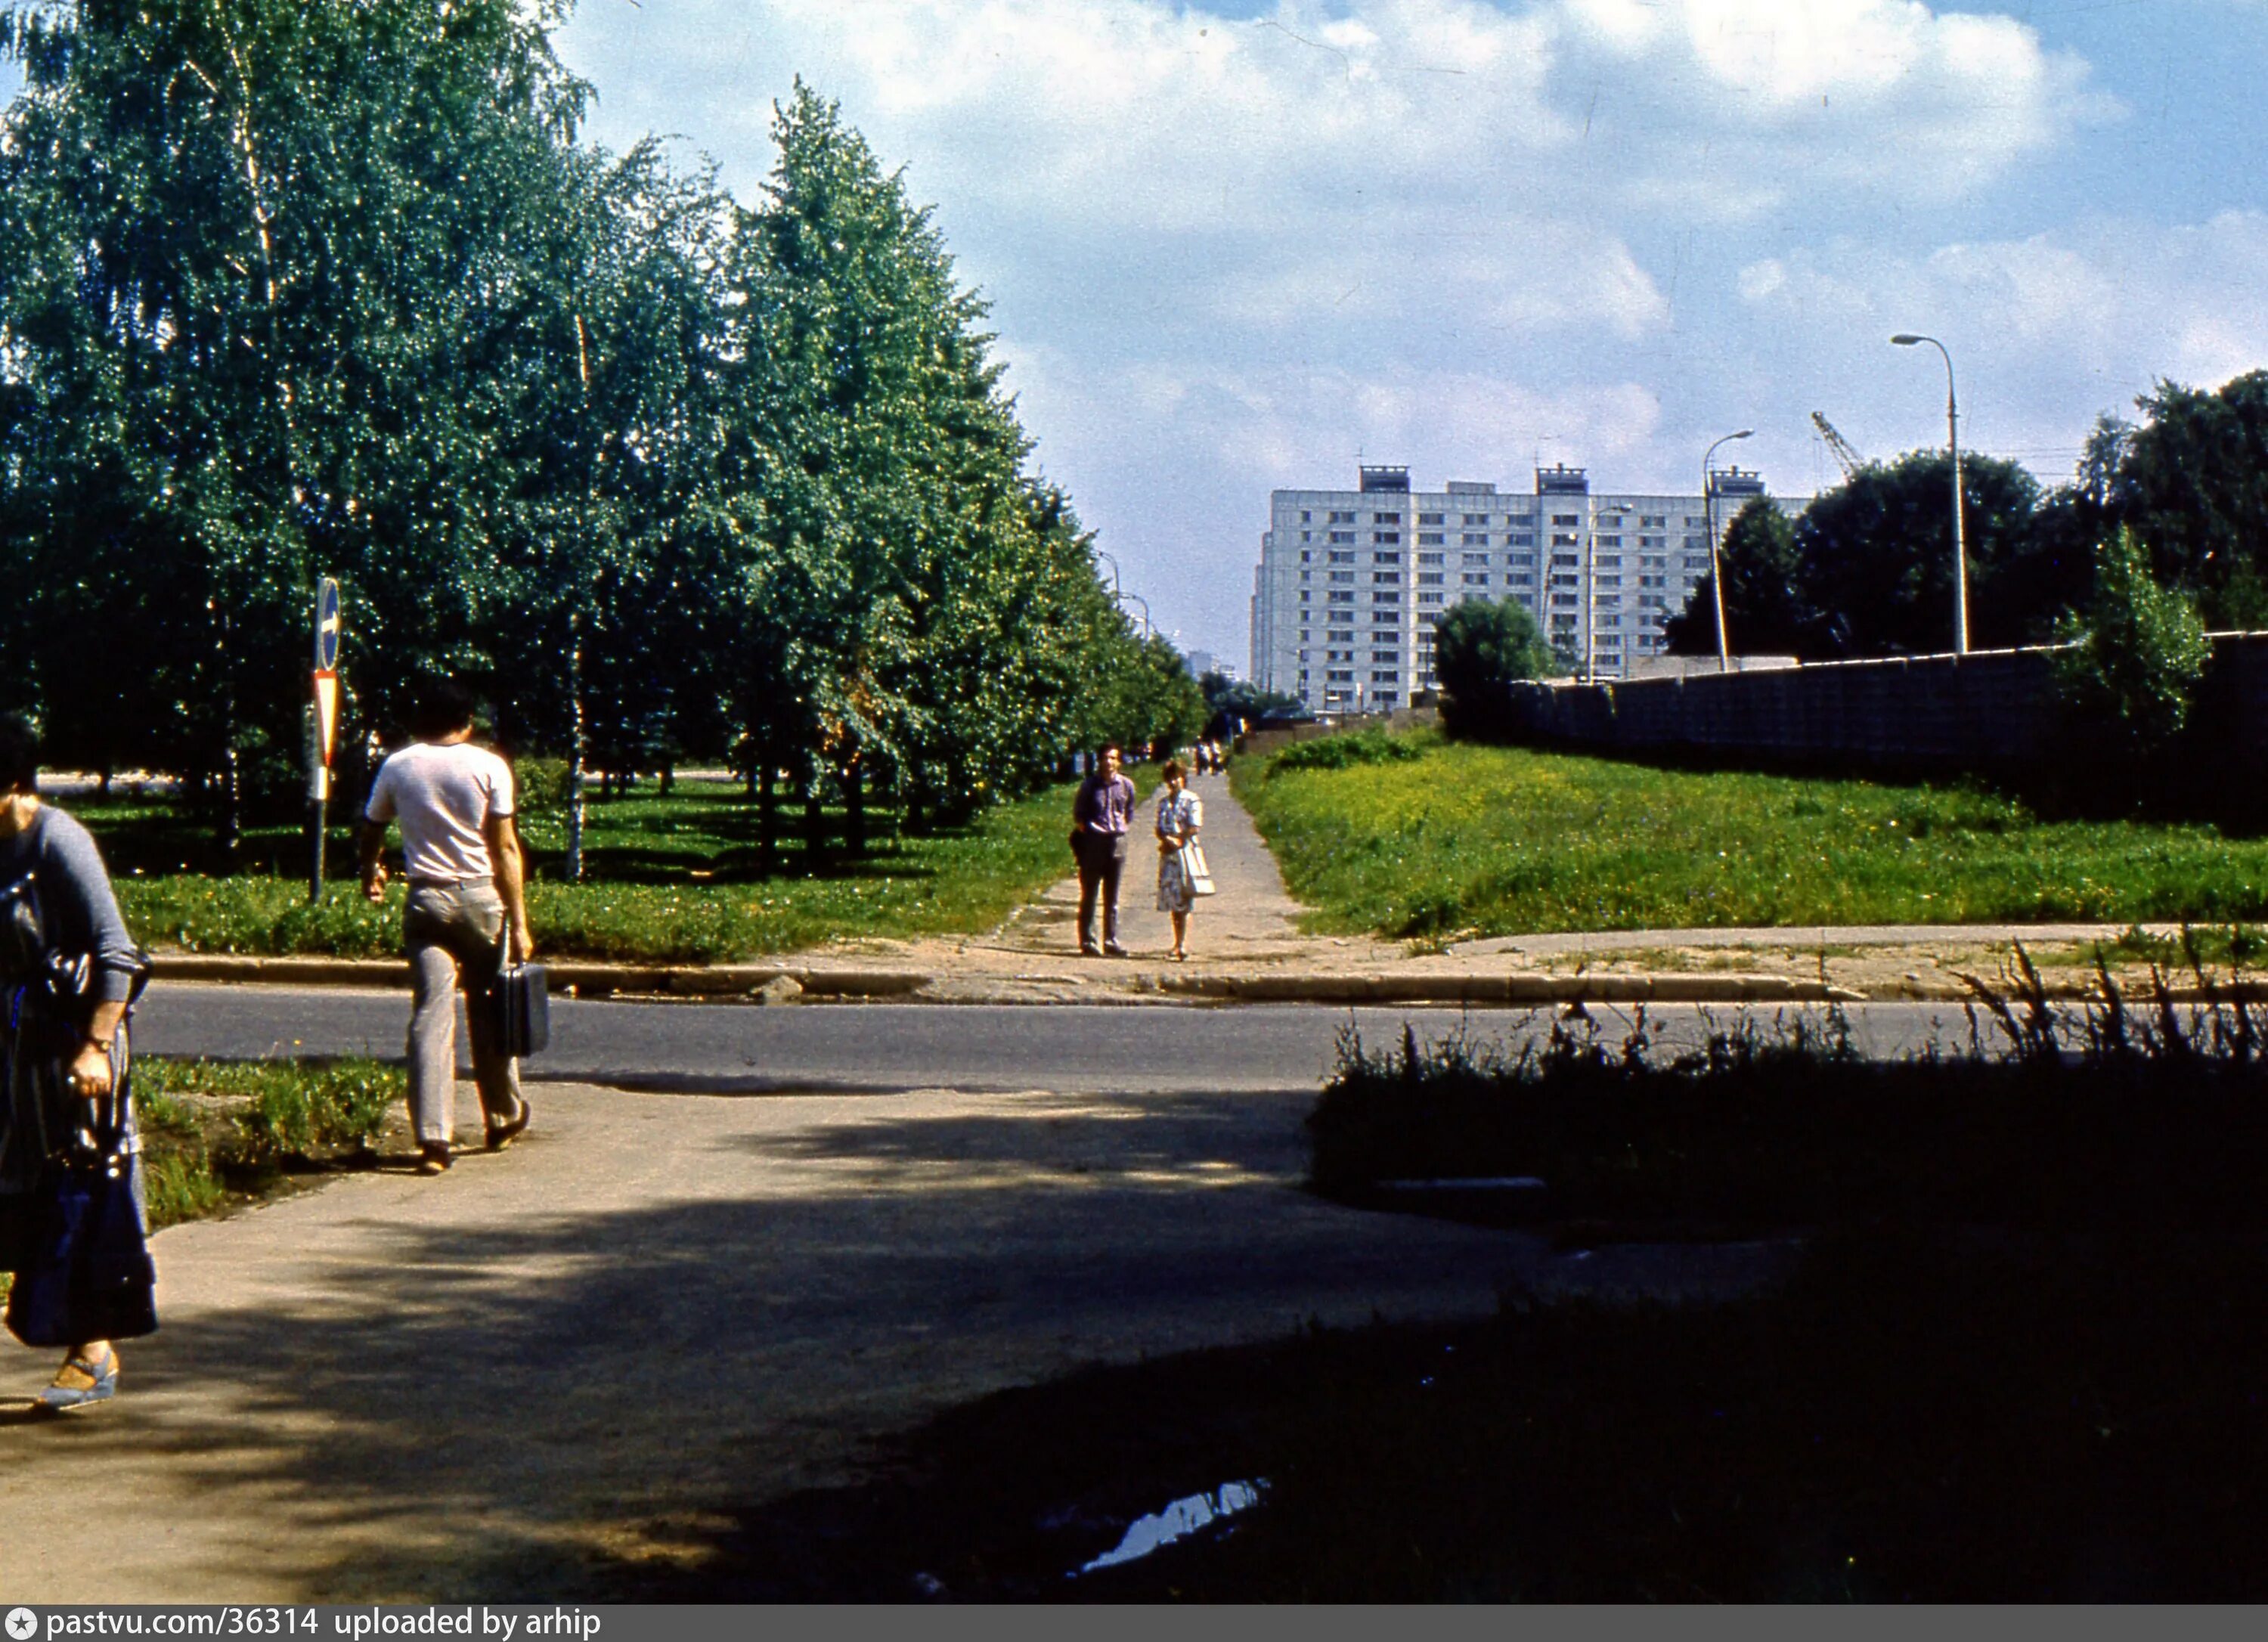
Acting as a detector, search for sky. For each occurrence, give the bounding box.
[17,1,2268,667]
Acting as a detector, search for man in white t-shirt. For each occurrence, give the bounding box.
[359,679,536,1175]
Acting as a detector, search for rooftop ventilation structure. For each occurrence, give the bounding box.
[1359,465,1411,493]
[1535,463,1590,495]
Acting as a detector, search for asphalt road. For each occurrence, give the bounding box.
[134,983,2010,1092]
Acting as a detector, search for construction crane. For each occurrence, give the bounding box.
[1810,411,1868,480]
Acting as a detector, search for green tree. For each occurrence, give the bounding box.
[1433,596,1554,738]
[2051,526,2211,755]
[2112,373,2268,627]
[1788,451,2048,658]
[1664,497,1811,658]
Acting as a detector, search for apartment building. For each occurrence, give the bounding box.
[1249,463,1771,711]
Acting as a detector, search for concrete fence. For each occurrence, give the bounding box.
[1492,631,2268,777]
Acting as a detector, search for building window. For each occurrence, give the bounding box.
[1374,552,1402,565]
[1372,513,1402,525]
[1686,516,1707,527]
[1374,572,1402,584]
[1327,670,1355,683]
[1371,591,1402,605]
[1418,572,1444,585]
[1299,570,1311,583]
[1329,570,1355,584]
[1417,513,1444,525]
[1552,533,1579,547]
[1641,515,1665,528]
[1328,628,1354,641]
[1418,552,1445,565]
[1301,511,1313,522]
[1552,514,1581,527]
[1684,555,1711,570]
[1372,531,1401,544]
[1507,572,1535,586]
[1418,591,1443,606]
[1328,531,1355,544]
[1418,532,1445,545]
[1461,532,1489,546]
[1595,556,1621,568]
[1328,549,1355,562]
[1596,534,1622,547]
[1461,573,1489,586]
[1640,574,1667,588]
[1640,535,1664,549]
[1371,652,1401,665]
[1329,511,1356,524]
[1509,533,1535,547]
[1462,513,1490,526]
[1328,591,1354,604]
[1551,553,1580,568]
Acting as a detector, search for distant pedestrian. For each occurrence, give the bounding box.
[0,713,156,1412]
[1153,759,1206,961]
[1070,742,1136,957]
[360,680,534,1174]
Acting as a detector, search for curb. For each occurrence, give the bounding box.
[1156,971,1867,1005]
[145,954,2268,1008]
[151,954,928,999]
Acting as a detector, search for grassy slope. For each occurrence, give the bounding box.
[86,776,1114,963]
[1234,732,2268,939]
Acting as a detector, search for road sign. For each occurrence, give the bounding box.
[312,668,339,768]
[314,578,340,672]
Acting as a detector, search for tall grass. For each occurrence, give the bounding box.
[1236,732,2268,939]
[1310,953,2268,1232]
[134,1056,404,1227]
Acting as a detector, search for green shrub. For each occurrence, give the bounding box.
[2051,527,2210,753]
[1271,730,1427,775]
[1432,598,1555,738]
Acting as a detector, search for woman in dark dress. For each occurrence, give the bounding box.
[0,713,156,1411]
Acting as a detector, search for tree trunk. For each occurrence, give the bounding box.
[660,764,674,797]
[841,757,865,857]
[802,786,828,868]
[565,614,587,881]
[758,762,779,877]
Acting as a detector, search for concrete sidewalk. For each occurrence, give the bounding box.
[145,778,2239,1006]
[0,1082,1781,1601]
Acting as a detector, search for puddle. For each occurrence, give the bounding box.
[1074,1480,1268,1576]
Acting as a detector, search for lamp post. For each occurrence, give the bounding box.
[1702,429,1754,671]
[1117,589,1153,639]
[1891,333,1967,655]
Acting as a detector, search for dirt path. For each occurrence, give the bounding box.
[0,1079,1771,1601]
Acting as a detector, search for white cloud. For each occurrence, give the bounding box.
[551,0,2121,657]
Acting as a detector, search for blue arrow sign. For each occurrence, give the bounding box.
[314,578,340,672]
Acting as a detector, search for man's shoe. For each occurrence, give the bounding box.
[1080,943,1102,957]
[485,1098,532,1152]
[1103,942,1130,958]
[38,1351,117,1414]
[417,1143,452,1176]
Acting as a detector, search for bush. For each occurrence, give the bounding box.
[1432,599,1554,739]
[1270,730,1426,775]
[2051,527,2210,754]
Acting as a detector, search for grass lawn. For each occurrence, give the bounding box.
[1234,730,2268,940]
[75,773,1119,963]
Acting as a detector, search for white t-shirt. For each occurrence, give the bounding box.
[364,741,517,883]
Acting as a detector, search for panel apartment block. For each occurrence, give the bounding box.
[1250,463,1771,712]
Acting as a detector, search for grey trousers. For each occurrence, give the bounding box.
[403,884,522,1146]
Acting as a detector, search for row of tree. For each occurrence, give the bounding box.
[1667,373,2268,663]
[0,0,1204,860]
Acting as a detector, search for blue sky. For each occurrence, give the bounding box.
[17,2,2268,666]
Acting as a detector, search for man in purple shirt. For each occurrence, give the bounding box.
[1070,743,1137,956]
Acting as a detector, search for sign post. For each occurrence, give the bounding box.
[308,578,341,903]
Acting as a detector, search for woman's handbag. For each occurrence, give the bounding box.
[1181,841,1216,897]
[4,1067,159,1347]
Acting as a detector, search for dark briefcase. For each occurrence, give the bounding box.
[490,962,550,1058]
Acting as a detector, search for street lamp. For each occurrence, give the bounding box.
[1702,429,1754,672]
[1117,589,1153,639]
[1891,333,1968,655]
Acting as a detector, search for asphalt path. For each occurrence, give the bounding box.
[134,983,2012,1092]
